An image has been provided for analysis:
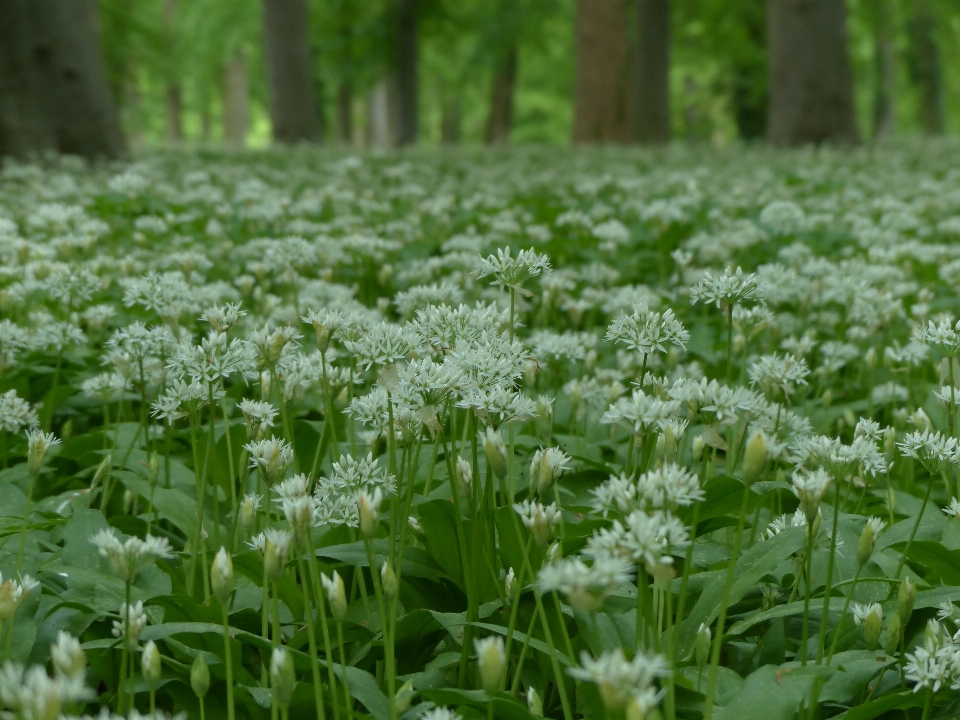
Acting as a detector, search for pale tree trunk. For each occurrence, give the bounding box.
[396,0,418,145]
[767,0,859,146]
[163,0,182,142]
[262,0,322,143]
[0,0,126,159]
[572,0,628,144]
[634,0,670,143]
[367,77,398,149]
[223,50,249,147]
[907,0,943,135]
[872,0,895,140]
[485,44,517,145]
[337,82,353,144]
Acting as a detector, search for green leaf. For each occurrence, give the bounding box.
[897,540,960,584]
[418,499,465,587]
[830,690,924,720]
[713,665,831,720]
[314,539,448,582]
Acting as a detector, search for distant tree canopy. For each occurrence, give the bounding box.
[0,0,958,157]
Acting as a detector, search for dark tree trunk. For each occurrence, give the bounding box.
[872,0,895,140]
[633,0,670,144]
[573,0,628,143]
[485,44,517,145]
[262,0,322,143]
[731,1,768,140]
[163,0,181,142]
[223,50,249,147]
[907,0,943,135]
[441,94,461,145]
[337,82,353,144]
[396,0,418,145]
[0,0,126,159]
[766,0,859,146]
[165,85,183,143]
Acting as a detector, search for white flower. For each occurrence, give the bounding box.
[606,302,689,358]
[690,266,762,308]
[112,601,148,650]
[568,648,669,712]
[899,430,960,474]
[245,437,295,483]
[944,498,960,521]
[792,468,833,523]
[474,247,551,295]
[89,530,174,582]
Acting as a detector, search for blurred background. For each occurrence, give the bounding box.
[1,0,959,156]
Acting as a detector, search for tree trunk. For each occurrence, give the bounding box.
[262,0,322,143]
[872,0,895,140]
[337,82,353,144]
[223,50,249,147]
[441,94,461,145]
[0,0,126,159]
[163,0,181,142]
[572,0,628,144]
[367,77,398,149]
[396,0,418,145]
[731,1,768,140]
[633,0,670,144]
[766,0,859,146]
[485,44,517,145]
[907,0,943,135]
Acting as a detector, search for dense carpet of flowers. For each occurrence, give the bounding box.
[3,142,960,720]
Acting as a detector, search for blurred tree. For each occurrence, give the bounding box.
[0,0,127,159]
[629,0,671,143]
[870,0,896,139]
[767,0,859,145]
[163,0,182,142]
[906,0,943,134]
[262,0,323,142]
[572,0,627,143]
[396,0,419,144]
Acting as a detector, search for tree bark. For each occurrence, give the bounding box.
[872,0,895,140]
[634,0,670,144]
[767,0,859,146]
[262,0,322,143]
[337,82,353,144]
[163,0,182,143]
[223,50,249,147]
[907,0,943,135]
[485,44,517,145]
[731,1,768,140]
[0,0,126,159]
[442,94,462,145]
[396,0,419,145]
[572,0,628,144]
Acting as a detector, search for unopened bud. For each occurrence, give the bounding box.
[863,605,882,650]
[898,577,916,624]
[358,488,382,539]
[527,686,543,717]
[884,613,901,656]
[475,636,505,694]
[884,426,896,464]
[271,647,296,709]
[504,567,516,600]
[692,436,705,462]
[395,680,415,714]
[142,640,162,691]
[912,408,933,433]
[322,571,348,622]
[456,456,473,489]
[546,541,562,564]
[482,428,508,480]
[211,546,234,605]
[26,431,58,476]
[381,561,398,602]
[148,451,160,484]
[696,623,711,670]
[123,489,135,514]
[264,539,283,581]
[191,655,210,698]
[241,495,257,534]
[535,398,554,440]
[857,526,875,567]
[741,429,767,485]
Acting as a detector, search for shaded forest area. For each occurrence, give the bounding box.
[0,0,958,158]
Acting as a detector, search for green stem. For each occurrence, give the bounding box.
[222,604,236,720]
[297,554,328,720]
[893,475,935,582]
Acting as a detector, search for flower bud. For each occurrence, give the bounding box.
[264,539,283,582]
[241,495,258,534]
[504,567,516,601]
[863,605,882,650]
[26,430,58,476]
[884,426,897,464]
[865,347,876,369]
[191,655,210,698]
[211,546,234,605]
[741,429,767,485]
[381,561,398,602]
[408,516,424,542]
[148,451,160,484]
[857,527,874,567]
[821,389,832,409]
[527,687,543,717]
[696,623,711,670]
[456,456,473,491]
[51,631,86,679]
[271,647,296,709]
[482,428,508,480]
[535,398,553,440]
[883,613,901,656]
[142,640,162,691]
[475,636,505,694]
[912,408,933,433]
[0,581,16,622]
[692,436,705,462]
[546,541,562,564]
[322,571,348,622]
[123,489,135,514]
[395,680,415,714]
[92,454,112,492]
[898,577,916,624]
[358,488,382,539]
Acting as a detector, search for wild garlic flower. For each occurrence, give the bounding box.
[537,555,633,612]
[456,385,537,427]
[513,500,562,548]
[0,661,93,720]
[748,352,809,399]
[166,332,254,385]
[325,453,397,496]
[284,495,316,541]
[0,390,39,434]
[81,372,130,402]
[420,708,462,720]
[346,321,416,371]
[944,498,960,521]
[605,302,689,358]
[301,308,349,354]
[600,389,681,435]
[26,429,60,474]
[89,529,173,582]
[152,379,224,423]
[792,433,888,480]
[246,325,302,370]
[913,317,960,357]
[792,468,833,523]
[274,473,311,502]
[899,430,960,474]
[592,464,704,517]
[586,510,689,577]
[0,573,39,622]
[248,528,294,561]
[238,399,278,439]
[529,446,571,496]
[245,437,294,484]
[51,631,86,680]
[567,648,669,713]
[113,601,148,650]
[474,247,551,296]
[689,266,762,309]
[201,302,246,333]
